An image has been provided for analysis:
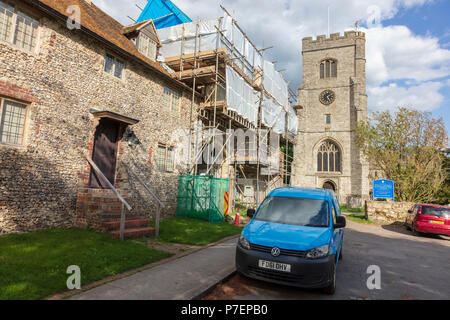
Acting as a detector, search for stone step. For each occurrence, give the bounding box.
[109,227,155,239]
[79,189,128,200]
[88,204,124,210]
[103,219,150,231]
[100,214,144,222]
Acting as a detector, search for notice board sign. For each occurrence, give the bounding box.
[373,179,395,201]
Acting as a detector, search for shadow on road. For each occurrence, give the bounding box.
[381,223,450,242]
[205,223,450,300]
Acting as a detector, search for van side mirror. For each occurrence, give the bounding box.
[247,208,256,218]
[334,216,346,229]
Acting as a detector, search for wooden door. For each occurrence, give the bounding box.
[89,118,120,189]
[323,181,336,192]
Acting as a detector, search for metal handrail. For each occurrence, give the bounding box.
[85,154,131,240]
[124,164,164,238]
[132,172,166,209]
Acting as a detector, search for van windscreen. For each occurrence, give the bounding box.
[254,196,330,227]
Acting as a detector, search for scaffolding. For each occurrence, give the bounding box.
[155,5,299,208]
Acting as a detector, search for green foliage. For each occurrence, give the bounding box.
[434,149,450,205]
[150,217,242,245]
[0,228,173,300]
[280,142,294,185]
[354,107,448,202]
[234,202,249,217]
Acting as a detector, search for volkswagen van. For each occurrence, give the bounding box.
[235,187,346,294]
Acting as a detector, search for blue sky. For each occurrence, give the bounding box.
[95,0,450,139]
[382,0,450,132]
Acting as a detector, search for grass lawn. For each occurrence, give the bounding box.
[151,217,243,246]
[340,204,365,213]
[0,228,173,300]
[346,213,376,224]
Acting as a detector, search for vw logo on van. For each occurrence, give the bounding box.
[271,247,281,257]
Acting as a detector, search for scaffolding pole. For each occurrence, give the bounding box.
[161,6,297,208]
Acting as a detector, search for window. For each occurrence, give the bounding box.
[331,205,336,225]
[317,140,341,172]
[138,33,157,61]
[157,144,174,172]
[104,54,125,79]
[0,1,39,53]
[254,196,330,228]
[326,114,331,124]
[320,59,337,79]
[163,87,180,112]
[0,98,28,145]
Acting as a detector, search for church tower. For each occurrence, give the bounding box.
[293,31,369,204]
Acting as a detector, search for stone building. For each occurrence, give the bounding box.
[292,31,370,205]
[0,0,199,235]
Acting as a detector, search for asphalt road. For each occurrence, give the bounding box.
[205,219,450,300]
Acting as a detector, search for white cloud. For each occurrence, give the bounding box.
[91,0,450,112]
[368,81,446,111]
[365,26,450,86]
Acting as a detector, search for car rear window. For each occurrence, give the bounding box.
[254,196,330,227]
[421,206,450,218]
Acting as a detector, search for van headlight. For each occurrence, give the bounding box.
[306,244,329,259]
[239,234,251,250]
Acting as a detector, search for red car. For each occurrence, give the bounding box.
[405,204,450,237]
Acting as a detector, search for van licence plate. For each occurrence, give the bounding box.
[258,260,291,273]
[429,220,444,225]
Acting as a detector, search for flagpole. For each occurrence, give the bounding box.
[328,7,330,36]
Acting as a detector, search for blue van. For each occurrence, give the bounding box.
[235,187,346,294]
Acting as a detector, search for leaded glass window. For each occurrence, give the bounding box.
[317,140,341,172]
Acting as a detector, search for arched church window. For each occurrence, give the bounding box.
[317,140,341,172]
[320,59,337,79]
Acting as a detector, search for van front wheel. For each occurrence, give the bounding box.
[323,263,336,295]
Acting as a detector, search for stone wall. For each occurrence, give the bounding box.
[365,200,415,224]
[0,5,197,234]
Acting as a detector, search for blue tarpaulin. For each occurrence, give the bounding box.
[137,0,192,29]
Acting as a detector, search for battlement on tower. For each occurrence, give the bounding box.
[302,31,365,52]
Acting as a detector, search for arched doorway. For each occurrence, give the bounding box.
[322,181,336,192]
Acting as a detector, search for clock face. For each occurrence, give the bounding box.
[319,90,336,105]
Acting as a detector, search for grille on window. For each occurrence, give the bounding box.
[0,3,13,42]
[250,243,306,258]
[0,100,27,145]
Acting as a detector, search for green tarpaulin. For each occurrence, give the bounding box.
[176,175,229,224]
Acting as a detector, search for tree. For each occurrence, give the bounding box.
[434,149,450,205]
[354,107,448,202]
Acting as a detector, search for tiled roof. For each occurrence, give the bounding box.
[122,20,152,35]
[29,0,184,87]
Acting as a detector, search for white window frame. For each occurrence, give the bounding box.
[157,144,175,173]
[0,1,40,54]
[138,32,157,61]
[0,96,29,147]
[103,53,125,80]
[163,87,180,113]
